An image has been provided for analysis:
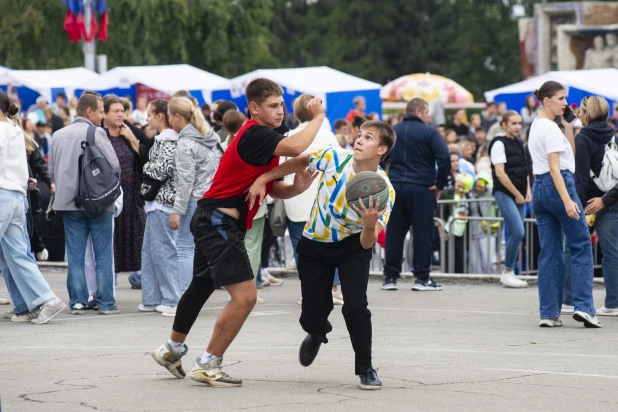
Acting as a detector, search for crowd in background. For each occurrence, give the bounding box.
[2,80,618,326]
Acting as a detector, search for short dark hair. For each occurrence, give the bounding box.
[486,102,497,108]
[76,91,103,117]
[334,119,348,130]
[475,127,486,133]
[245,78,283,106]
[406,98,428,116]
[119,97,131,112]
[56,92,67,101]
[103,95,122,113]
[360,120,396,161]
[351,115,366,129]
[201,103,210,111]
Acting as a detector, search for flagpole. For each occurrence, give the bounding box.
[83,0,96,71]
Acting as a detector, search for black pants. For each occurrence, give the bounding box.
[384,183,435,281]
[261,205,279,269]
[173,275,215,334]
[297,234,373,375]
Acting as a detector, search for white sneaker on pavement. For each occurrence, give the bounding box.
[138,304,157,312]
[36,248,49,261]
[155,305,174,313]
[0,297,10,305]
[31,298,67,325]
[500,272,528,288]
[561,304,574,314]
[573,311,602,328]
[596,306,618,317]
[262,270,283,286]
[539,318,563,327]
[11,308,41,323]
[161,306,177,317]
[332,287,344,305]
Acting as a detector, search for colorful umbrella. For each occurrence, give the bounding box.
[380,73,474,104]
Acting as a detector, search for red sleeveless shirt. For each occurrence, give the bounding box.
[201,119,280,230]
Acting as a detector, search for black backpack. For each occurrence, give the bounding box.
[75,125,121,213]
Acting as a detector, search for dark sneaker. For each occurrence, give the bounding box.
[151,342,188,378]
[189,356,242,387]
[359,367,382,390]
[412,278,443,291]
[298,334,322,367]
[381,277,398,291]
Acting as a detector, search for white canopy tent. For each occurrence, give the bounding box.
[76,64,231,103]
[485,69,618,111]
[0,67,99,103]
[225,67,383,127]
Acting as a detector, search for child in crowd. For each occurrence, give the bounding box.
[468,172,497,274]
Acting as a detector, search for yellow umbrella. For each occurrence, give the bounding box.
[381,73,474,104]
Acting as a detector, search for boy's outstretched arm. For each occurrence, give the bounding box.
[246,154,311,209]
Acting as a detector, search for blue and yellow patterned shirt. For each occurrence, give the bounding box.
[303,146,395,242]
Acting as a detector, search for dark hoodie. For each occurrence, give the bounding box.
[574,121,616,204]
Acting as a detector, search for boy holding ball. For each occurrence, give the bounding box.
[246,120,396,390]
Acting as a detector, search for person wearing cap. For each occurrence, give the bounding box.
[468,172,497,274]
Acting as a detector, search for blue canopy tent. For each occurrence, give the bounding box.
[0,67,99,109]
[75,64,231,106]
[220,67,382,129]
[485,69,618,115]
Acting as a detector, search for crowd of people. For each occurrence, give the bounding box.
[1,75,618,389]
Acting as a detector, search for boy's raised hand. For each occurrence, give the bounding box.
[351,195,385,228]
[307,98,325,118]
[293,169,319,195]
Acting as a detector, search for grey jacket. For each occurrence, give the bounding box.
[49,117,121,212]
[173,124,222,215]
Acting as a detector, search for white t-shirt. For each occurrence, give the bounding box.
[528,118,575,175]
[490,140,507,165]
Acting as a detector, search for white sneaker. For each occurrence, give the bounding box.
[155,305,174,313]
[573,311,602,328]
[262,270,283,286]
[31,298,67,325]
[539,318,563,327]
[500,272,528,288]
[161,306,177,317]
[4,309,16,319]
[138,304,157,312]
[70,303,84,315]
[257,278,270,289]
[36,248,49,261]
[0,297,10,305]
[596,306,618,317]
[332,287,344,305]
[11,308,41,323]
[561,304,574,314]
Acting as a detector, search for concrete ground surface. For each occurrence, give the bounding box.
[1,268,618,412]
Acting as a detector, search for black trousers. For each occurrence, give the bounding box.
[383,183,436,281]
[297,233,373,375]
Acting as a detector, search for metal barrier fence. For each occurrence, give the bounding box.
[368,197,602,275]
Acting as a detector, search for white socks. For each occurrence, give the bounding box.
[168,339,185,354]
[200,351,217,364]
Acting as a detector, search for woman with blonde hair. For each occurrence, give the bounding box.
[168,97,223,295]
[563,95,618,317]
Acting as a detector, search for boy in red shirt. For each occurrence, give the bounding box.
[151,78,325,387]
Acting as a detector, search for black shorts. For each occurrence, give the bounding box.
[190,206,254,288]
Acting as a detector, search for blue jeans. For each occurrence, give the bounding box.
[141,210,181,306]
[0,189,55,311]
[532,171,595,318]
[0,248,28,314]
[63,210,115,311]
[287,218,340,286]
[564,205,618,309]
[176,201,197,292]
[494,191,525,271]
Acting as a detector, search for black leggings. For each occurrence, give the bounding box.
[172,275,215,334]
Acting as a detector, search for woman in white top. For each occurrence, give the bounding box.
[284,94,344,304]
[528,81,599,328]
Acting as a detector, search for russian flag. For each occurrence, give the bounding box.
[97,0,108,42]
[63,0,83,42]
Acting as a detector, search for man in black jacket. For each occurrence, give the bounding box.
[382,98,450,291]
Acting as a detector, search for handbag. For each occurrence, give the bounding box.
[476,201,499,235]
[139,177,161,201]
[269,199,287,237]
